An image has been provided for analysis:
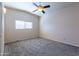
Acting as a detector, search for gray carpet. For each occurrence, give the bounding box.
[4,38,79,56]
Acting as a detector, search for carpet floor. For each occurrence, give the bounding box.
[4,38,79,56]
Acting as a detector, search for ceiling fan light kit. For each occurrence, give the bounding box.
[37,5,44,11]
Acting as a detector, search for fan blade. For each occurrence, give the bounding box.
[42,10,45,14]
[32,9,37,12]
[33,3,38,7]
[44,5,50,8]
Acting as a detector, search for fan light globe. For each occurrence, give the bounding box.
[37,6,44,11]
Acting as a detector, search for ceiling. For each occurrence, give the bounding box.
[4,2,78,16]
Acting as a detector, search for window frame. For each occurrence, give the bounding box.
[15,20,33,29]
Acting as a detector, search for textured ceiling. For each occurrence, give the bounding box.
[4,2,78,16]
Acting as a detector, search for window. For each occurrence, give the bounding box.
[16,20,24,29]
[16,20,32,29]
[25,22,32,29]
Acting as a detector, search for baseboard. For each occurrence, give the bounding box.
[5,37,39,45]
[40,37,79,48]
[5,37,79,48]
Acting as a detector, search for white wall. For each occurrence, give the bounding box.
[0,3,4,55]
[0,2,2,55]
[40,3,79,47]
[4,7,40,43]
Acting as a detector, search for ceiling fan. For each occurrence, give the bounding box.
[32,3,50,14]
